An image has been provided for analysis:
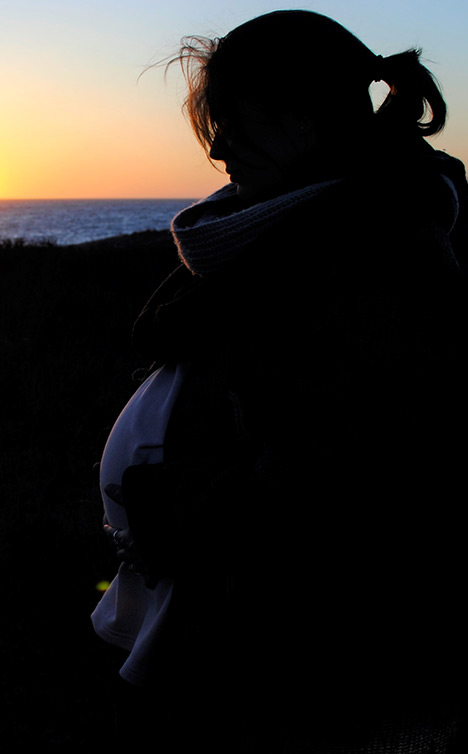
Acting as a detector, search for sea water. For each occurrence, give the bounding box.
[0,198,197,246]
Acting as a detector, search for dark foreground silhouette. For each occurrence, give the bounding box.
[0,231,178,748]
[1,230,466,751]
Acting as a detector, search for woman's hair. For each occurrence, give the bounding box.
[168,10,447,155]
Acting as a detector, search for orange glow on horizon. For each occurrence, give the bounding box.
[0,69,466,201]
[1,2,467,201]
[0,123,226,200]
[0,67,226,200]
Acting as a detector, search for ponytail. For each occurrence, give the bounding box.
[374,48,447,137]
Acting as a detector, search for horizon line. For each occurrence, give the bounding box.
[0,196,199,201]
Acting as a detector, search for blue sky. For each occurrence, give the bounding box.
[0,0,466,197]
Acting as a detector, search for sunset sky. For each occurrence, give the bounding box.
[1,0,467,199]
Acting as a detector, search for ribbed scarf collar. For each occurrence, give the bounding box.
[171,178,343,276]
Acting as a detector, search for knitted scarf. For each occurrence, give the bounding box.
[171,178,343,276]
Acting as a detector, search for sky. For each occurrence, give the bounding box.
[0,0,467,199]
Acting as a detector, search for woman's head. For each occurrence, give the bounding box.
[172,10,447,200]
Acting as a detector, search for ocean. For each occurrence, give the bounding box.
[0,198,198,246]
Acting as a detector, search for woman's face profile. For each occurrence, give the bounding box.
[209,101,317,201]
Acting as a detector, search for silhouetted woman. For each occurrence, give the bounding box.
[92,10,468,753]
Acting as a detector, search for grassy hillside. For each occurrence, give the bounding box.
[0,230,179,748]
[2,230,466,751]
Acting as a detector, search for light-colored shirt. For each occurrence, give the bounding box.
[91,363,187,685]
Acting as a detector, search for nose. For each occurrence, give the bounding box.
[209,132,228,161]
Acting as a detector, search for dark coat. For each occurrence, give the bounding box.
[121,146,468,741]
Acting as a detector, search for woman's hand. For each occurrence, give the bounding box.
[103,483,158,589]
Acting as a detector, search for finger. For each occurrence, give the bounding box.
[116,547,131,563]
[103,525,124,549]
[116,529,134,548]
[129,563,144,576]
[116,548,143,570]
